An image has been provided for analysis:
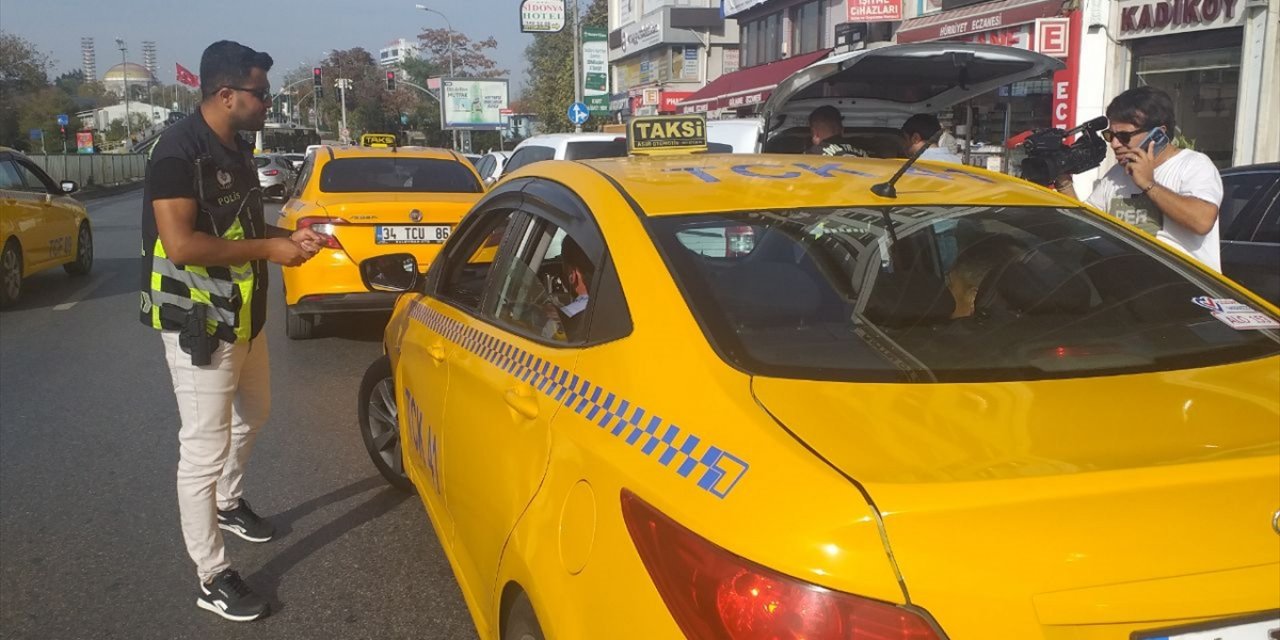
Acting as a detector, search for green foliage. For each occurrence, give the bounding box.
[520,0,609,134]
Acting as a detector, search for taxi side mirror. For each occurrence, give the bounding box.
[360,253,419,292]
[60,181,78,194]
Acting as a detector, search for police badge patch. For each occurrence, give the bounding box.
[216,169,233,189]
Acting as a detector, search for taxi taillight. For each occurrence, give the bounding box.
[298,216,346,250]
[263,169,280,176]
[620,489,944,640]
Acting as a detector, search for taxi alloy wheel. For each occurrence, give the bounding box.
[64,223,92,276]
[358,356,413,492]
[0,241,21,308]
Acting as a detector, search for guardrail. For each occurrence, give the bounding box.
[25,153,148,188]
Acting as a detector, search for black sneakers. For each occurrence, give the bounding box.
[216,498,275,543]
[197,569,269,622]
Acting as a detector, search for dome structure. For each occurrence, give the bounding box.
[102,62,156,94]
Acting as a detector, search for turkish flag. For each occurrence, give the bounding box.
[176,63,199,88]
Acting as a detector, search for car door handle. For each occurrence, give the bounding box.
[428,342,446,363]
[504,385,539,420]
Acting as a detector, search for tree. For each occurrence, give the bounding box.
[521,0,608,133]
[414,29,506,79]
[0,32,55,150]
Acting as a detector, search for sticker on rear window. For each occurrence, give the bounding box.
[1192,297,1279,330]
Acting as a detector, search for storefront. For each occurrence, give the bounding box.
[895,0,1075,172]
[1113,0,1250,167]
[608,5,740,121]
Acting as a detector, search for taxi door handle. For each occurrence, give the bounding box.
[428,342,446,363]
[504,385,539,420]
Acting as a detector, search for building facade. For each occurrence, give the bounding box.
[379,38,423,68]
[607,0,741,118]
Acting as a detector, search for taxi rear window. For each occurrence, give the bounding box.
[319,158,482,193]
[649,206,1280,383]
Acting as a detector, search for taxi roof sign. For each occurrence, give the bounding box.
[627,114,706,155]
[360,133,397,148]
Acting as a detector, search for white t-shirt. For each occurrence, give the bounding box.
[1086,148,1223,272]
[921,146,964,164]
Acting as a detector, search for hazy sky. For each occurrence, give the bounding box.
[2,0,535,93]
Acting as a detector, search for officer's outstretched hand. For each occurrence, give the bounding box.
[291,227,327,254]
[266,238,312,267]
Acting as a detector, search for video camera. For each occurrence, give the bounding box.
[1017,116,1109,186]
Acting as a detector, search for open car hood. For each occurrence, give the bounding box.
[761,43,1064,132]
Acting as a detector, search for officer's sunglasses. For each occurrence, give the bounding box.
[1100,128,1149,144]
[223,86,272,103]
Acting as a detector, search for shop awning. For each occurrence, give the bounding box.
[676,49,832,114]
[896,0,1063,44]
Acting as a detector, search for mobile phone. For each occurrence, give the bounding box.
[1136,127,1170,155]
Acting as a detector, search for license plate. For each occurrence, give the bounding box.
[376,225,450,244]
[1134,615,1280,639]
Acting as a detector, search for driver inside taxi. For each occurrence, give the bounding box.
[541,236,593,341]
[945,236,1025,319]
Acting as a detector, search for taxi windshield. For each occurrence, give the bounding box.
[649,206,1280,383]
[319,158,482,193]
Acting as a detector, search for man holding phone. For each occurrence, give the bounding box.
[1057,86,1223,271]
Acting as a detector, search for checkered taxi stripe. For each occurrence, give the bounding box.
[408,301,750,499]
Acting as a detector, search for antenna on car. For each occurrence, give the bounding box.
[871,128,944,200]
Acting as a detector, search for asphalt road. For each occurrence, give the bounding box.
[0,189,476,639]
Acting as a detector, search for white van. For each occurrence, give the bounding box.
[498,133,628,180]
[698,44,1062,157]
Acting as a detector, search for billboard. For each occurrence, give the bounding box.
[520,0,565,32]
[441,78,510,131]
[583,27,610,114]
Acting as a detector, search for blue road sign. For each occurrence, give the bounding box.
[567,102,589,126]
[56,114,69,126]
[400,114,409,125]
[29,129,42,141]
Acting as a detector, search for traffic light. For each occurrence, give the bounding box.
[313,67,324,98]
[385,71,396,91]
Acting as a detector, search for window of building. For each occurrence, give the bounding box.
[790,0,824,55]
[1130,28,1242,168]
[741,11,783,68]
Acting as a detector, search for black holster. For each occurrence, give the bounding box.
[162,303,218,366]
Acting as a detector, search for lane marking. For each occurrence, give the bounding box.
[53,272,114,311]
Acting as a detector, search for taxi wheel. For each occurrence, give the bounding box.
[503,592,545,640]
[0,241,21,308]
[358,356,413,492]
[64,223,93,276]
[285,305,315,340]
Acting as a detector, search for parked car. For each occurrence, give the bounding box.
[253,153,297,202]
[281,153,306,171]
[501,133,629,178]
[708,43,1062,157]
[473,150,512,186]
[1219,162,1280,305]
[0,147,93,308]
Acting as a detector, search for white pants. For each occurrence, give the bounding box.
[161,331,271,583]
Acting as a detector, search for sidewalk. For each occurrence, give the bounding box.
[75,179,144,201]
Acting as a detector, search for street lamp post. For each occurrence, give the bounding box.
[115,38,131,146]
[415,4,458,149]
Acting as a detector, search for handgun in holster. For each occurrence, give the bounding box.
[161,303,218,366]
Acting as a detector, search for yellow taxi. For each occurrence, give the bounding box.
[355,116,1280,640]
[0,147,93,308]
[276,142,484,338]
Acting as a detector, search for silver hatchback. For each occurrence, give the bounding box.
[254,154,296,202]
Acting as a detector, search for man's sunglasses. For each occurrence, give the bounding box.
[1101,128,1149,144]
[224,86,272,102]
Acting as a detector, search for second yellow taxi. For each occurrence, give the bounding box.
[277,142,484,338]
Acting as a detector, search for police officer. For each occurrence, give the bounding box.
[140,40,323,622]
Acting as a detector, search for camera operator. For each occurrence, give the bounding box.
[1057,87,1223,272]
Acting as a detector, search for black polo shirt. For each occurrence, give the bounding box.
[140,110,268,339]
